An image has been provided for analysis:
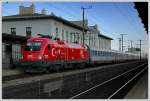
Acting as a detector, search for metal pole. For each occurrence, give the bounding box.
[118,38,121,51]
[82,7,85,44]
[140,40,141,60]
[130,40,133,49]
[121,35,123,52]
[89,32,91,47]
[130,40,133,52]
[120,34,127,52]
[137,40,144,60]
[81,6,92,44]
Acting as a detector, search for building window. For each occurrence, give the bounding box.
[66,31,68,42]
[62,30,64,41]
[74,33,76,42]
[70,32,73,42]
[68,32,70,42]
[11,28,16,35]
[94,36,96,47]
[56,27,58,38]
[2,44,5,59]
[77,33,80,42]
[26,27,32,37]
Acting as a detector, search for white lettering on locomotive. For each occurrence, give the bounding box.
[52,48,56,57]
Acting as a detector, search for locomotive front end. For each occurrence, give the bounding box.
[19,38,49,72]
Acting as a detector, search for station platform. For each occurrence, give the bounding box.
[2,68,23,77]
[124,72,148,99]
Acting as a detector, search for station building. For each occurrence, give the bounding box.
[71,21,112,49]
[2,4,112,68]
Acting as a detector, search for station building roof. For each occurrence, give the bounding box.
[2,14,89,31]
[98,34,113,40]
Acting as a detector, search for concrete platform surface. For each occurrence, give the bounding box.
[124,72,148,99]
[2,61,141,77]
[2,69,22,77]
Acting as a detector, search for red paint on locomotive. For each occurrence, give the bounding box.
[22,36,89,63]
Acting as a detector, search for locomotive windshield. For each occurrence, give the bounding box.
[24,42,41,51]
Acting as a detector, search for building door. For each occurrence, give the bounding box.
[2,43,22,69]
[2,43,12,69]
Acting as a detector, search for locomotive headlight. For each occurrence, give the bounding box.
[44,55,48,58]
[38,54,42,60]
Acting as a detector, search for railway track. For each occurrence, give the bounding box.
[3,61,145,82]
[3,60,147,99]
[69,62,147,99]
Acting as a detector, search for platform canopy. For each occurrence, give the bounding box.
[2,33,28,44]
[134,2,148,34]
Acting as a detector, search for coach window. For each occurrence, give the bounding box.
[11,28,16,35]
[93,50,95,56]
[26,27,32,37]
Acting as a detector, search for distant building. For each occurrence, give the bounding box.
[126,47,140,54]
[3,14,87,43]
[88,25,112,49]
[71,21,113,49]
[19,4,35,15]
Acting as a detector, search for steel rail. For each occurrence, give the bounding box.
[70,63,147,99]
[108,66,147,99]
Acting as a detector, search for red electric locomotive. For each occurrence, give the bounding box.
[20,34,90,72]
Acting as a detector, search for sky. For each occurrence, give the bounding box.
[2,2,148,54]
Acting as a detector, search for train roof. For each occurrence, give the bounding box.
[28,37,86,49]
[90,48,138,55]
